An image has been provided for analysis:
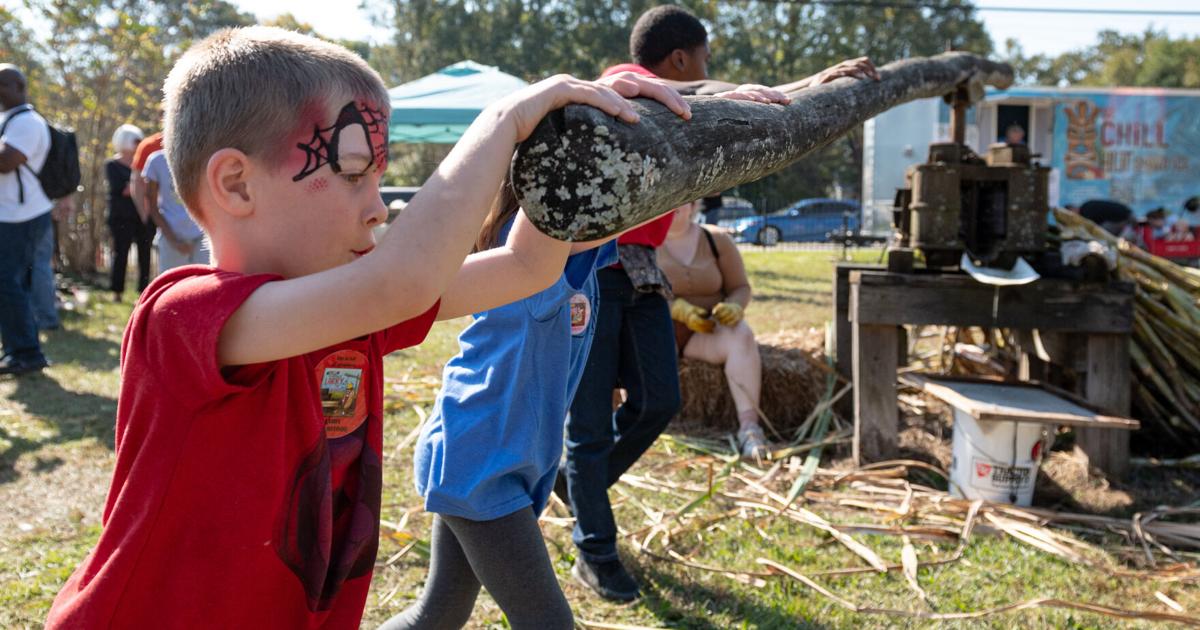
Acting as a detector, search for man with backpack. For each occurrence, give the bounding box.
[0,64,77,375]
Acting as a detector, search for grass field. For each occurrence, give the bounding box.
[2,248,1197,629]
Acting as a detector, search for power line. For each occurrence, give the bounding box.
[976,6,1200,16]
[783,0,1200,16]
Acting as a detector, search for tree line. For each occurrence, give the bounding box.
[1,0,1193,275]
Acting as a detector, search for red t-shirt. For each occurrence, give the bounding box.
[599,62,676,252]
[602,62,657,78]
[46,267,439,630]
[131,132,163,173]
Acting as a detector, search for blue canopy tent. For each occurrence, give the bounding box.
[388,61,529,143]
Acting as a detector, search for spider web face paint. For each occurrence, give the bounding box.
[292,101,389,182]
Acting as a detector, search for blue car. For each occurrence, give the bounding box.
[720,198,862,246]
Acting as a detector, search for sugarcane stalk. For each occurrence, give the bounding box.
[1123,259,1169,291]
[1164,285,1200,325]
[1118,241,1200,292]
[1134,383,1182,441]
[1133,314,1192,410]
[512,52,1013,240]
[1136,293,1200,341]
[1134,315,1181,380]
[1056,208,1200,442]
[1054,209,1118,244]
[1132,344,1200,433]
[1056,208,1200,292]
[1126,270,1167,299]
[1138,303,1200,361]
[1144,316,1200,377]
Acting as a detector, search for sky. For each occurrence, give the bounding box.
[232,0,1200,58]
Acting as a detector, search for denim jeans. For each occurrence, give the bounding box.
[565,267,681,563]
[31,218,59,329]
[0,212,51,362]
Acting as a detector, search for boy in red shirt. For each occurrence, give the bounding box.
[45,26,688,629]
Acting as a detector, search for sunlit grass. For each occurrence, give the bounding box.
[3,250,1190,629]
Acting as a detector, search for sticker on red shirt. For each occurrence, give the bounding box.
[569,293,591,335]
[315,349,368,438]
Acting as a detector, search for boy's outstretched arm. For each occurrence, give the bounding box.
[773,57,878,92]
[436,210,570,320]
[216,74,689,367]
[438,201,686,320]
[655,57,877,96]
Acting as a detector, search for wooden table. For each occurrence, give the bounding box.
[831,264,1136,477]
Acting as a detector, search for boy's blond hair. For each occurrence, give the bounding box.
[162,26,390,212]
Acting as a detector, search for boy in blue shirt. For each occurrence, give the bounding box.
[386,88,791,629]
[388,183,618,628]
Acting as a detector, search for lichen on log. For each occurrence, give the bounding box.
[510,51,1013,240]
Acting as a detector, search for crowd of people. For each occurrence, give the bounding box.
[0,86,210,375]
[3,4,880,629]
[1071,196,1199,243]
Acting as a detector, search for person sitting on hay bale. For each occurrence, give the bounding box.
[658,198,769,460]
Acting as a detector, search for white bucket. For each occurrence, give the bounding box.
[949,407,1048,506]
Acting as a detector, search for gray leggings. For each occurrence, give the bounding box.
[379,507,573,630]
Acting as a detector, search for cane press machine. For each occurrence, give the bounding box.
[834,80,1135,480]
[891,84,1050,270]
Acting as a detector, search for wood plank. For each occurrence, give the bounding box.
[848,271,1134,333]
[977,410,1136,429]
[1079,334,1133,478]
[852,319,899,464]
[900,374,1139,430]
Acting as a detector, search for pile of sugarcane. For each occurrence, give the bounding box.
[1054,208,1200,447]
[551,443,1200,627]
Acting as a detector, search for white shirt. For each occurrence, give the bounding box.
[0,105,52,223]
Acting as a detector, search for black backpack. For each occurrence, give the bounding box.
[0,105,81,202]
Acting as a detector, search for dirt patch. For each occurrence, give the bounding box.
[1037,448,1200,516]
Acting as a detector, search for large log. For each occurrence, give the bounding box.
[511,51,1013,240]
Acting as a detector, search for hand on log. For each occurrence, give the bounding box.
[511,52,1013,241]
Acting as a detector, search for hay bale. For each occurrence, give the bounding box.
[674,329,831,437]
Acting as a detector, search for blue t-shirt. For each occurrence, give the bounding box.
[414,236,618,521]
[142,150,203,241]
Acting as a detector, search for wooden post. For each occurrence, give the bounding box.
[887,248,914,273]
[833,265,853,378]
[853,321,899,463]
[832,264,882,379]
[1079,334,1132,478]
[1018,350,1045,382]
[1014,329,1046,382]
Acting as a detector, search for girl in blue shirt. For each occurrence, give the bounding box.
[383,181,618,630]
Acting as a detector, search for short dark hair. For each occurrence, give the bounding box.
[630,5,708,68]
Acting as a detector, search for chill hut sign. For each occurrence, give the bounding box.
[1056,90,1199,213]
